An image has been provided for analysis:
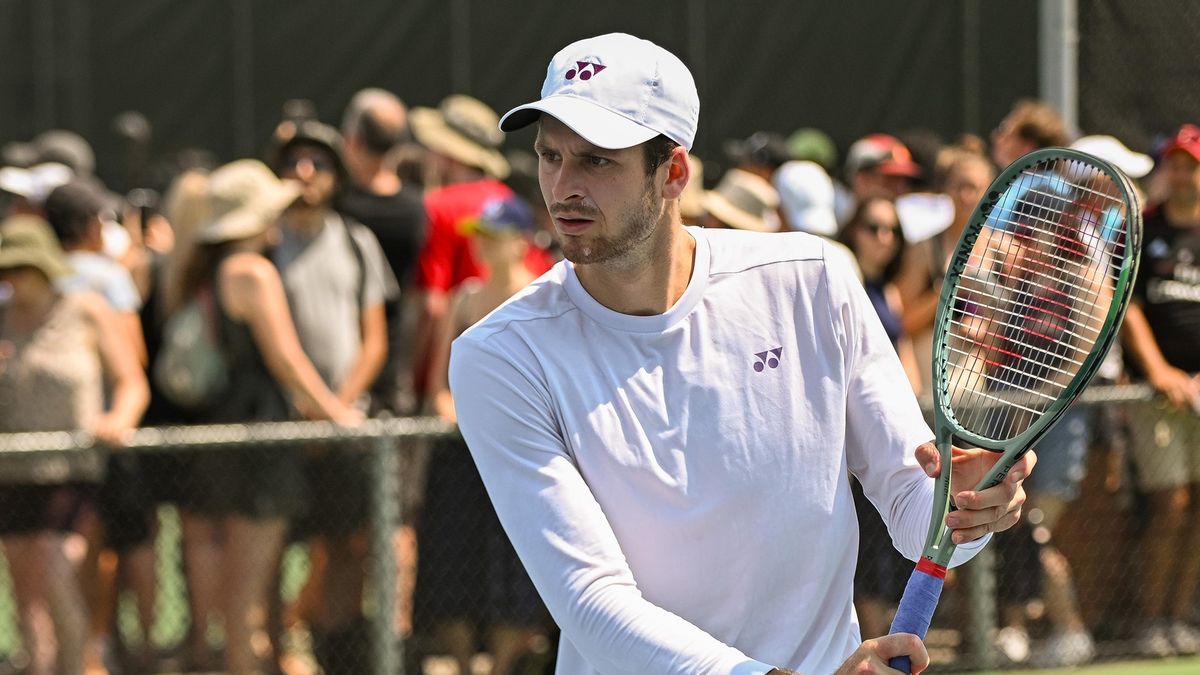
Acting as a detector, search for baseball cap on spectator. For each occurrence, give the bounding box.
[43,178,111,232]
[725,131,792,172]
[461,194,537,238]
[1159,124,1200,164]
[0,215,73,281]
[774,160,837,236]
[1070,135,1154,178]
[32,130,95,176]
[701,168,780,232]
[786,128,838,173]
[412,95,510,179]
[0,162,74,208]
[499,33,699,152]
[271,119,347,179]
[195,160,301,244]
[844,134,921,181]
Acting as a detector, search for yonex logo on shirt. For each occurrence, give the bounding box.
[565,61,606,81]
[753,347,782,372]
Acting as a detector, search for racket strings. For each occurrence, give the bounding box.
[944,158,1129,440]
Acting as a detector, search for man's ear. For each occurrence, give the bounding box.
[661,146,691,201]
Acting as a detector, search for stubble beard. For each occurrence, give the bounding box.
[559,179,661,269]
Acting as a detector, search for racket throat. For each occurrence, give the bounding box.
[922,428,959,566]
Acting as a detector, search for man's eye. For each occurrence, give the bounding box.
[587,156,611,167]
[538,151,560,163]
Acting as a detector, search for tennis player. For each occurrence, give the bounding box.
[449,33,1035,675]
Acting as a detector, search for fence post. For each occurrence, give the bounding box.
[963,543,998,669]
[370,431,400,674]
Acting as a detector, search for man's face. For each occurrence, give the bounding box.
[853,168,911,201]
[944,159,993,222]
[534,116,665,265]
[279,143,337,208]
[1162,150,1200,199]
[991,117,1033,169]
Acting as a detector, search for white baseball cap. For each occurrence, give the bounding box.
[499,33,699,151]
[1070,135,1153,179]
[774,161,837,236]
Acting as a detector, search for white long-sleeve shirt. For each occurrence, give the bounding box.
[449,226,986,675]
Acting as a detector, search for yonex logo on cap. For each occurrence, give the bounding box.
[565,61,606,81]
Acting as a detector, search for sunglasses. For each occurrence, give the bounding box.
[280,155,335,173]
[861,221,900,236]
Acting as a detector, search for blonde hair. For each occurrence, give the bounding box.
[159,169,212,314]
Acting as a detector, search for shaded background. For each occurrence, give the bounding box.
[0,0,1197,192]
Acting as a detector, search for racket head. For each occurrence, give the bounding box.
[931,147,1142,457]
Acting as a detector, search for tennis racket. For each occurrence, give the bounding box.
[887,147,1143,673]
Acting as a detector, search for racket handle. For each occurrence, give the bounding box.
[887,559,947,674]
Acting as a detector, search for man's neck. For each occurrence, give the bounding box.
[351,156,402,196]
[283,205,329,236]
[574,216,695,316]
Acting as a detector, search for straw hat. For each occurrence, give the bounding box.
[194,160,301,244]
[411,95,510,179]
[701,168,781,232]
[0,215,73,281]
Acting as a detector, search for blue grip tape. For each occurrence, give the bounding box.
[886,563,945,673]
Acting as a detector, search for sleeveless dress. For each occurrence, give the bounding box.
[0,293,101,534]
[176,270,305,520]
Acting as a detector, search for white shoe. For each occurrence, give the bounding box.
[1033,629,1095,667]
[994,626,1031,663]
[1137,622,1176,658]
[1169,621,1200,655]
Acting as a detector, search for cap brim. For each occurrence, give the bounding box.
[500,96,659,150]
[877,160,922,178]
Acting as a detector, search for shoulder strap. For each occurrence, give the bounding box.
[338,214,368,307]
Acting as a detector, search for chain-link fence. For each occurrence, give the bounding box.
[0,385,1195,674]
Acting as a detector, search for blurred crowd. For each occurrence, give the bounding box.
[0,88,1197,675]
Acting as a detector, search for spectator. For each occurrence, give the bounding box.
[409,94,516,407]
[837,133,921,225]
[0,215,148,675]
[896,147,995,395]
[836,196,920,639]
[338,87,427,415]
[698,168,781,232]
[42,177,159,672]
[990,99,1071,170]
[337,85,427,645]
[270,120,399,675]
[773,160,862,279]
[724,131,792,183]
[419,194,548,675]
[170,159,362,674]
[1122,123,1200,657]
[987,102,1097,666]
[786,127,838,175]
[0,162,73,217]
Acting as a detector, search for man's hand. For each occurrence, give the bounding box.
[1148,364,1200,410]
[834,634,929,674]
[915,443,1037,545]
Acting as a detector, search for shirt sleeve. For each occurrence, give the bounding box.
[450,335,776,675]
[825,244,989,567]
